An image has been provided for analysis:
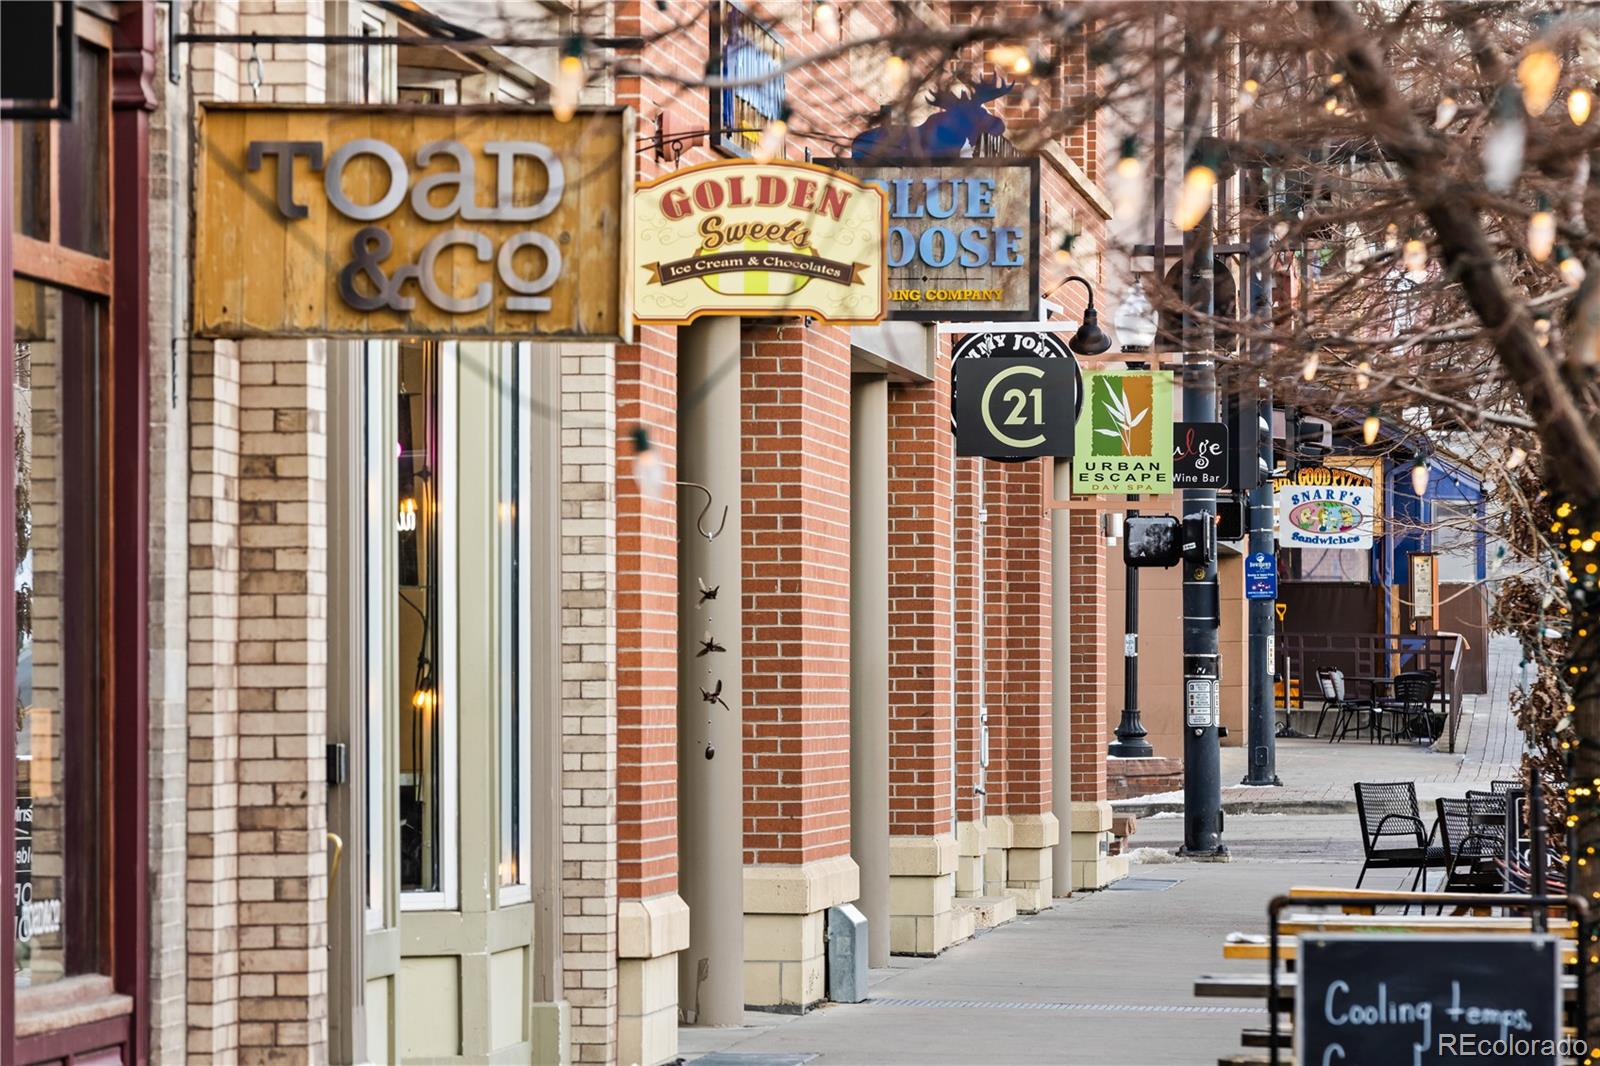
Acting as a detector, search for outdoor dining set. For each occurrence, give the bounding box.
[1310,666,1446,744]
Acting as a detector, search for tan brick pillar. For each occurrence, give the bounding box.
[885,366,957,956]
[234,338,331,1060]
[741,323,858,1011]
[187,340,243,1061]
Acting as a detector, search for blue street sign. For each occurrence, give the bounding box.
[1245,552,1277,600]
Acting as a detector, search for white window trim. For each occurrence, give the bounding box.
[364,342,389,931]
[500,342,535,905]
[402,343,460,912]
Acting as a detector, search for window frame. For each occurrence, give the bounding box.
[497,343,534,906]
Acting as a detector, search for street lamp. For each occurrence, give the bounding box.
[1054,275,1113,355]
[1107,284,1160,760]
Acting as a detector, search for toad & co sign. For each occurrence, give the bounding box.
[195,105,632,340]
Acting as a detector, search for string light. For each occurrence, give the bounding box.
[631,426,664,500]
[552,35,585,122]
[1363,408,1381,446]
[1411,455,1430,496]
[1356,361,1371,390]
[1383,223,1399,251]
[1054,230,1079,265]
[1559,244,1587,287]
[1529,200,1557,262]
[1433,94,1459,129]
[1302,351,1320,382]
[987,44,1032,76]
[1482,86,1527,194]
[1175,153,1218,232]
[1403,238,1429,278]
[812,0,839,38]
[754,104,791,163]
[1573,86,1594,125]
[1518,43,1562,115]
[1236,74,1259,114]
[884,51,908,96]
[1110,135,1143,221]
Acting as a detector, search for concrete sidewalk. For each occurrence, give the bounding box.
[1117,634,1530,816]
[679,816,1393,1065]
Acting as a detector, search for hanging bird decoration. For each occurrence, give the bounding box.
[697,577,719,606]
[696,631,726,657]
[700,680,730,712]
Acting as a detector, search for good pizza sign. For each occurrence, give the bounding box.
[633,161,887,325]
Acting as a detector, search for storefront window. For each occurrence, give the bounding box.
[497,350,532,892]
[12,278,103,988]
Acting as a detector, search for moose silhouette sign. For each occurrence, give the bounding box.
[832,79,1039,321]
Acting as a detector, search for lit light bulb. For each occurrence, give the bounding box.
[1403,238,1428,277]
[1411,458,1430,496]
[884,53,908,97]
[553,37,585,122]
[1053,231,1078,265]
[1323,93,1339,113]
[1528,206,1556,262]
[1508,446,1527,470]
[1356,361,1371,390]
[1363,409,1381,445]
[1273,219,1290,240]
[1303,351,1320,382]
[1560,245,1587,287]
[754,106,791,163]
[987,44,1030,76]
[813,0,839,38]
[1236,76,1259,113]
[1535,316,1552,347]
[1110,135,1143,221]
[1384,223,1399,251]
[1518,44,1562,115]
[1434,95,1458,129]
[1572,87,1594,125]
[397,496,418,532]
[631,426,665,500]
[1174,163,1217,232]
[1482,86,1526,194]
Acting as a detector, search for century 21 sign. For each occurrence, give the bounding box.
[195,105,632,340]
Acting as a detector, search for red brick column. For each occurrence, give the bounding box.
[952,459,986,898]
[740,322,857,1009]
[1067,508,1121,889]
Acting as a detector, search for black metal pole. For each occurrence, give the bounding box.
[1242,157,1281,786]
[1180,26,1225,858]
[1109,504,1153,757]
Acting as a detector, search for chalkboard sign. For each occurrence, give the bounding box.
[1296,934,1563,1065]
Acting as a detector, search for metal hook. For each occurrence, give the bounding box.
[676,481,728,541]
[246,35,264,99]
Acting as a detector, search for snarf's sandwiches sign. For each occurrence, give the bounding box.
[632,161,887,325]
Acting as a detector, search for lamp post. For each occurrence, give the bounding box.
[1108,287,1158,758]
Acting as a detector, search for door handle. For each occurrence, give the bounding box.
[327,831,345,889]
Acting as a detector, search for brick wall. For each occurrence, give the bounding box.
[952,460,984,824]
[886,350,955,835]
[741,323,853,867]
[997,462,1052,815]
[560,345,619,1063]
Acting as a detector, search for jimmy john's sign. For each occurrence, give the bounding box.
[194,105,632,340]
[632,160,887,325]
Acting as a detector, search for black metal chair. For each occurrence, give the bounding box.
[1381,670,1438,744]
[1434,795,1506,902]
[1325,670,1372,742]
[1489,779,1521,797]
[1354,781,1445,891]
[1313,669,1345,739]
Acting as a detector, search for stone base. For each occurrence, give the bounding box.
[953,894,1017,931]
[744,855,860,1013]
[1070,801,1128,890]
[531,1000,570,1066]
[980,815,1012,898]
[1004,813,1059,913]
[619,894,691,1066]
[888,834,957,956]
[954,819,986,898]
[1106,755,1184,801]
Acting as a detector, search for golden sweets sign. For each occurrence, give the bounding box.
[632,160,887,325]
[194,105,632,340]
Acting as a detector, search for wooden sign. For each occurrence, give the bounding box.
[194,105,632,340]
[831,158,1039,321]
[632,160,887,325]
[1073,370,1173,495]
[1297,934,1563,1065]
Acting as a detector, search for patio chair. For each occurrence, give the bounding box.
[1312,669,1346,739]
[1354,781,1445,891]
[1434,795,1506,902]
[1324,670,1372,742]
[1489,779,1521,797]
[1380,671,1438,744]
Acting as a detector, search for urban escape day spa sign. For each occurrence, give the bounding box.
[1073,370,1173,495]
[195,105,631,340]
[632,160,887,325]
[832,158,1039,321]
[1274,457,1382,550]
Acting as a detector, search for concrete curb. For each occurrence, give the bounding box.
[1113,798,1357,817]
